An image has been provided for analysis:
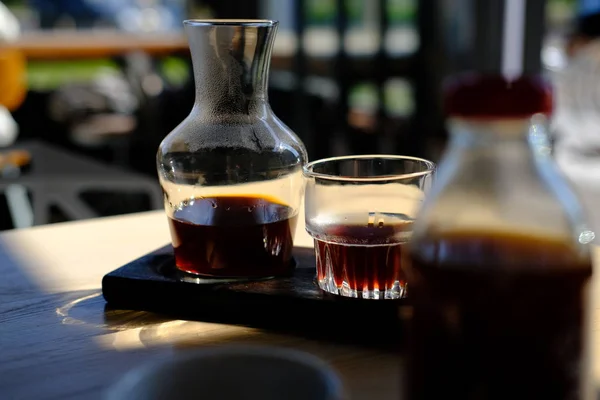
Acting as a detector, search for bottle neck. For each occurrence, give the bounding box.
[448,118,530,145]
[185,23,276,118]
[447,116,552,157]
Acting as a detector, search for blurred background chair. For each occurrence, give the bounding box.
[0,0,592,230]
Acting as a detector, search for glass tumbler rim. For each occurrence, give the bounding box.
[183,19,278,27]
[303,154,436,182]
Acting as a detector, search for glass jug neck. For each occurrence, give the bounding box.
[446,117,555,158]
[448,118,534,146]
[185,21,277,117]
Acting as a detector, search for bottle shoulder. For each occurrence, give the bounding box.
[412,147,593,250]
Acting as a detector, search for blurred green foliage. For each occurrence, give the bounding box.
[306,0,336,24]
[27,59,120,91]
[26,57,190,91]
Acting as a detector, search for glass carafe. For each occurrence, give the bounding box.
[157,20,307,278]
[404,74,595,400]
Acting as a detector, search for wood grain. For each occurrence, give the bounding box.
[0,211,399,400]
[1,210,598,399]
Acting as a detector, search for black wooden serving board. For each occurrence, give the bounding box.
[102,246,407,349]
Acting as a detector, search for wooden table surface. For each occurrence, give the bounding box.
[0,208,599,399]
[0,209,403,399]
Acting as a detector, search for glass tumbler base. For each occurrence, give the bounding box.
[317,277,406,300]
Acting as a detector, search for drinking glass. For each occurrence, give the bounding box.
[303,155,435,299]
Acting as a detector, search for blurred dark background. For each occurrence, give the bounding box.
[0,0,586,229]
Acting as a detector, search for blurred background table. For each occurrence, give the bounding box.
[2,30,190,59]
[0,140,161,228]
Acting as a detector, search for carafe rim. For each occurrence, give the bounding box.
[184,19,278,27]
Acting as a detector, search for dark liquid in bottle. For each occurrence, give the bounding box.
[405,231,592,400]
[314,222,411,297]
[168,195,297,277]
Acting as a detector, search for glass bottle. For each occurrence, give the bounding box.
[404,74,595,400]
[157,20,307,278]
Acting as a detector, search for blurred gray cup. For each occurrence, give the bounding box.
[105,345,345,400]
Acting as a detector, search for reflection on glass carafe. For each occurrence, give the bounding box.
[157,20,307,279]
